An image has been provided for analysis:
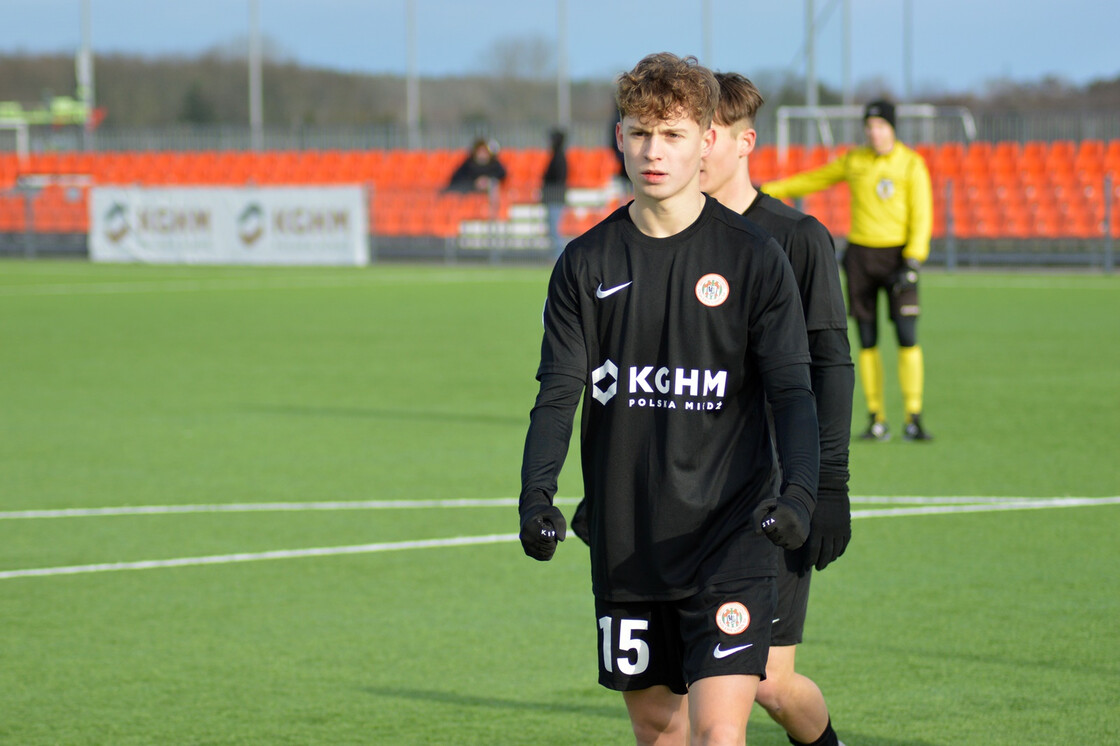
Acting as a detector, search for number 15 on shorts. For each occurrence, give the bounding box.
[598,616,650,675]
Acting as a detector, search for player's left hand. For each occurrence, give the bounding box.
[753,490,812,551]
[519,504,567,561]
[803,489,851,571]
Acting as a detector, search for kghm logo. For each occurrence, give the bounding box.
[591,360,618,405]
[104,203,129,242]
[591,359,728,412]
[238,203,265,246]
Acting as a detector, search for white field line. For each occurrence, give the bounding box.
[0,271,542,297]
[1,496,1117,581]
[2,494,1108,520]
[0,534,517,580]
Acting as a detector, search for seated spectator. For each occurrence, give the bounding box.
[445,138,507,193]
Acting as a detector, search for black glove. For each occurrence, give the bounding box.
[802,488,850,571]
[519,504,567,561]
[571,497,590,546]
[753,486,812,551]
[890,257,920,297]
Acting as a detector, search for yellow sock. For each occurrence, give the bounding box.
[898,345,925,419]
[858,347,885,421]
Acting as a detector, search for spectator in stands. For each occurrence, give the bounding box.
[762,99,935,442]
[446,137,507,193]
[541,128,568,259]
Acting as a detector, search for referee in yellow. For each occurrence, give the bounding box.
[762,100,933,441]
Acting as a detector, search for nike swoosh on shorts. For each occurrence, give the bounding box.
[712,643,753,659]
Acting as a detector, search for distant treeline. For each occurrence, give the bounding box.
[2,52,1118,131]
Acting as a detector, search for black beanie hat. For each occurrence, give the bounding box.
[864,99,896,129]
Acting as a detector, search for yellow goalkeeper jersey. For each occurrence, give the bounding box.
[762,143,933,262]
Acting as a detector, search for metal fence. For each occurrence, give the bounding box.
[9,111,1120,155]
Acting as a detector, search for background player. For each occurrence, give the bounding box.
[762,99,934,442]
[700,71,852,746]
[518,52,820,746]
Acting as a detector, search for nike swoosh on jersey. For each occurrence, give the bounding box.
[595,281,633,299]
[712,643,753,659]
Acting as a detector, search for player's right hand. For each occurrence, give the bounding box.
[519,504,567,561]
[890,258,920,296]
[753,493,812,551]
[570,497,591,546]
[803,489,851,571]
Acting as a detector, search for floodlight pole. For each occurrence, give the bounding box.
[841,0,854,142]
[702,0,712,66]
[903,0,913,101]
[406,0,420,148]
[79,0,95,150]
[557,0,570,129]
[805,0,818,147]
[249,0,263,151]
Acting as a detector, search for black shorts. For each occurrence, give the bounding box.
[842,243,919,322]
[594,577,776,695]
[771,546,812,646]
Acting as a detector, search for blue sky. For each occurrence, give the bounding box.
[5,0,1119,95]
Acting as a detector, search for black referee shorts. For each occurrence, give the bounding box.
[842,242,919,322]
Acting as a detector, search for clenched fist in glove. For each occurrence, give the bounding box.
[519,503,567,561]
[753,484,813,551]
[890,257,921,297]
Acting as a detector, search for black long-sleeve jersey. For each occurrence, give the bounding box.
[520,195,819,602]
[744,192,854,497]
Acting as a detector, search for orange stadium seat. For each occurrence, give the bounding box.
[0,194,26,231]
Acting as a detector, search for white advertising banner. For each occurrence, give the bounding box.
[89,186,368,265]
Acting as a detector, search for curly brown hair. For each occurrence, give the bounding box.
[615,53,719,129]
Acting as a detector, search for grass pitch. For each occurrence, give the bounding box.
[1,261,1117,744]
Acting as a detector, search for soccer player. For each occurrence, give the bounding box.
[518,53,820,746]
[762,99,934,442]
[700,72,852,746]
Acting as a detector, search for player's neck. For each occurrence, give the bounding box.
[709,162,759,215]
[629,188,707,238]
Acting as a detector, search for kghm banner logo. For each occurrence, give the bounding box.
[591,359,728,411]
[238,203,265,246]
[104,203,129,242]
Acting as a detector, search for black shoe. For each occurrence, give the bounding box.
[859,414,890,441]
[903,414,933,441]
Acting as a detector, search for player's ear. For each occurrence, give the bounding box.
[615,121,623,152]
[739,128,757,157]
[701,126,716,157]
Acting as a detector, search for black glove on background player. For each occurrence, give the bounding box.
[519,503,567,561]
[890,257,921,297]
[570,497,590,545]
[753,484,812,551]
[802,482,850,571]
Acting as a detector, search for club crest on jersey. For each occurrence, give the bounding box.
[716,602,750,635]
[695,273,729,307]
[876,177,895,200]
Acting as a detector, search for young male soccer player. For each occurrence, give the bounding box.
[700,71,852,746]
[762,99,934,442]
[518,53,820,746]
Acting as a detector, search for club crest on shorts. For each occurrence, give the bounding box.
[715,601,750,635]
[695,273,729,307]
